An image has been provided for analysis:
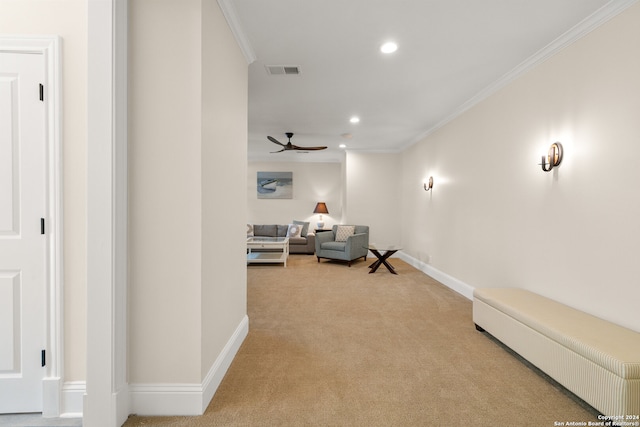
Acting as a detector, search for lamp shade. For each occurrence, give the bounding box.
[313,202,329,214]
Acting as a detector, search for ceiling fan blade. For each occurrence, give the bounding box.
[267,133,326,153]
[267,136,286,146]
[291,145,327,151]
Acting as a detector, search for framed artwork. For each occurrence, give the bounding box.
[257,171,293,199]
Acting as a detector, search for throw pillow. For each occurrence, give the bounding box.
[247,223,254,237]
[335,225,355,242]
[286,223,302,238]
[292,220,310,236]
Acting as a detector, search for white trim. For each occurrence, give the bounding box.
[0,35,64,418]
[113,0,129,422]
[398,252,475,300]
[113,383,130,427]
[247,152,345,164]
[42,378,61,417]
[130,315,249,416]
[60,381,85,418]
[217,0,257,64]
[401,0,640,150]
[129,384,203,417]
[85,0,129,425]
[201,315,249,412]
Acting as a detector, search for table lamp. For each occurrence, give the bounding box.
[313,202,329,229]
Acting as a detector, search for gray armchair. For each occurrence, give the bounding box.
[315,225,369,266]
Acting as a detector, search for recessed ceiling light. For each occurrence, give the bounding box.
[380,42,398,54]
[339,144,347,149]
[349,117,360,124]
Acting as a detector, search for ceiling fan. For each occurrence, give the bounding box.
[267,132,327,153]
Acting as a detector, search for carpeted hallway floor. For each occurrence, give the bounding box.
[125,255,600,426]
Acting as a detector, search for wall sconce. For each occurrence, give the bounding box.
[423,176,433,191]
[540,142,563,172]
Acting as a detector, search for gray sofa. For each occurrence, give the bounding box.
[248,222,315,254]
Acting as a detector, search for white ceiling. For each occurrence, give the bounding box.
[226,0,618,162]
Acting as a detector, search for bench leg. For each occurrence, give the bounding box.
[475,324,485,332]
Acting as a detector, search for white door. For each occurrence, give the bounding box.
[0,52,47,413]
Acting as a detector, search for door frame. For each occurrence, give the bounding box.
[0,36,63,416]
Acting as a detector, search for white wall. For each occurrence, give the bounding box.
[248,153,402,245]
[128,0,248,405]
[248,161,343,229]
[129,0,203,384]
[0,0,87,382]
[345,152,402,245]
[201,0,248,381]
[400,2,640,332]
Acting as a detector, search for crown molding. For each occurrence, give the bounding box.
[217,0,256,64]
[248,153,344,163]
[402,0,639,150]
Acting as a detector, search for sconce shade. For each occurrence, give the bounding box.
[424,176,433,191]
[541,142,563,172]
[313,202,329,214]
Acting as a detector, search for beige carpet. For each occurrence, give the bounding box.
[125,255,599,426]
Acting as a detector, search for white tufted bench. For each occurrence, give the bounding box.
[473,288,640,417]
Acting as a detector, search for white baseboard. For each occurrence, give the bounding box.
[114,384,130,427]
[201,315,248,412]
[128,383,203,416]
[130,314,249,416]
[61,381,85,418]
[398,252,475,300]
[42,377,61,417]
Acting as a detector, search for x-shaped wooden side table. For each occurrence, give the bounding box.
[367,245,401,274]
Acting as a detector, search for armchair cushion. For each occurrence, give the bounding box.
[321,241,347,251]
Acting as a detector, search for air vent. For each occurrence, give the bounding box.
[266,65,301,75]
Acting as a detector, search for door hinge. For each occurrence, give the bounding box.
[41,350,46,367]
[39,84,44,101]
[41,218,45,234]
